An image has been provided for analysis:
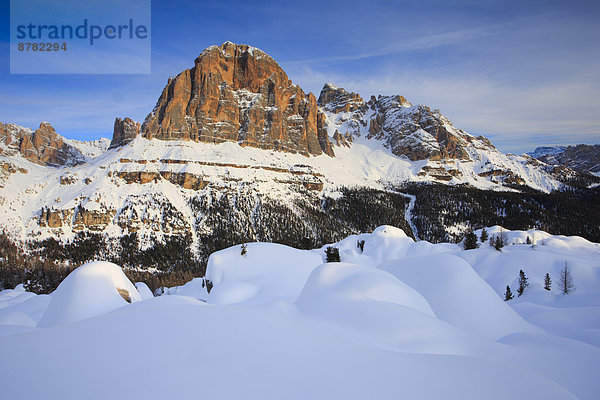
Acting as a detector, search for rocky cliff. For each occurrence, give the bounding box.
[317,84,497,162]
[2,42,596,265]
[110,118,141,149]
[139,42,334,157]
[0,122,85,167]
[531,144,600,177]
[318,83,365,114]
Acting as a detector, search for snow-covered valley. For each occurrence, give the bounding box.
[1,226,598,400]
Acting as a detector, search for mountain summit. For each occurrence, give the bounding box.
[136,42,333,156]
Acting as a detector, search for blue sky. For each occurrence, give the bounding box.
[1,0,599,154]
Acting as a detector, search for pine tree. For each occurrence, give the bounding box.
[491,234,504,251]
[480,228,488,243]
[241,243,247,256]
[504,285,514,301]
[325,246,341,263]
[491,228,508,251]
[544,273,552,291]
[357,240,365,253]
[517,269,529,296]
[463,229,479,250]
[558,262,575,294]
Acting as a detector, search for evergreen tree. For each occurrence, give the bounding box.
[558,262,575,294]
[517,269,529,296]
[544,273,552,291]
[491,235,503,251]
[504,285,514,301]
[490,228,508,251]
[480,228,488,243]
[357,240,365,253]
[325,246,341,263]
[241,243,247,256]
[463,229,479,250]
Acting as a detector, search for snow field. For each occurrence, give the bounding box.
[0,227,599,399]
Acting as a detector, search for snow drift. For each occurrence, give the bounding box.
[0,226,599,399]
[37,261,141,327]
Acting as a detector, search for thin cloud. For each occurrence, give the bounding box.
[283,26,498,67]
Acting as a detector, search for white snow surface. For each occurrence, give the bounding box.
[1,227,599,399]
[37,261,142,327]
[65,137,111,160]
[0,112,567,243]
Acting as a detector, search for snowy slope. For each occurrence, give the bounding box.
[0,123,567,245]
[320,93,564,192]
[0,227,599,399]
[0,82,581,245]
[65,138,111,160]
[528,146,568,159]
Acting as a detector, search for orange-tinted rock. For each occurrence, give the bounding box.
[38,208,73,228]
[73,206,116,231]
[110,117,141,149]
[142,42,334,157]
[0,122,84,167]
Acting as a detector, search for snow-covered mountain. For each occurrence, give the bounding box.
[0,122,86,167]
[0,42,596,261]
[529,145,600,177]
[527,146,568,159]
[65,137,111,160]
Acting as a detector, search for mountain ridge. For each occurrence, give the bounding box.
[1,42,598,272]
[528,144,600,177]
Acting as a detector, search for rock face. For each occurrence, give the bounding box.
[317,84,497,162]
[531,144,600,177]
[110,118,141,149]
[141,42,334,157]
[318,83,365,114]
[0,122,85,167]
[366,95,489,161]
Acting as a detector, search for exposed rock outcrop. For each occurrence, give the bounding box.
[0,122,85,167]
[532,144,600,177]
[39,208,73,228]
[110,118,141,149]
[365,95,495,161]
[142,42,334,157]
[116,171,208,190]
[73,206,116,231]
[318,83,365,114]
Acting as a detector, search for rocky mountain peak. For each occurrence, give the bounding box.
[531,144,600,177]
[141,42,334,157]
[364,95,494,161]
[110,117,141,149]
[318,83,365,114]
[0,122,84,167]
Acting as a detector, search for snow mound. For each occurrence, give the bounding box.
[294,262,498,355]
[297,262,434,316]
[135,282,154,300]
[208,281,260,305]
[37,261,141,327]
[380,254,536,339]
[206,243,323,303]
[0,285,37,307]
[166,277,209,300]
[325,225,415,265]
